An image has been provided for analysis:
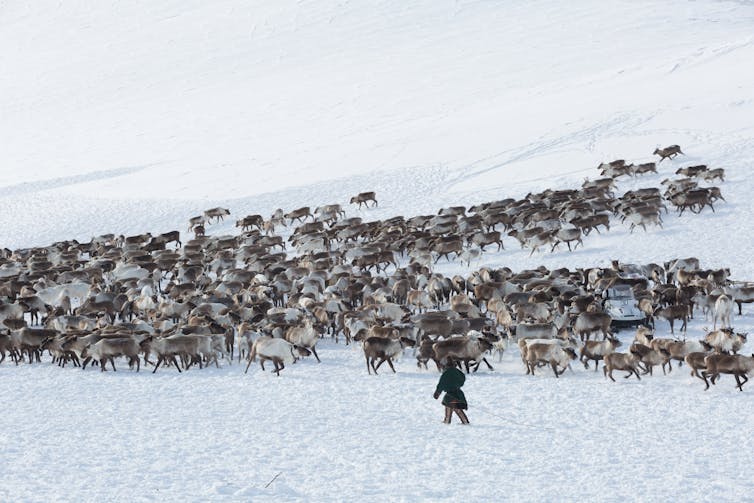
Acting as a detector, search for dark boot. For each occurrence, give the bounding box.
[455,409,470,424]
[443,406,453,424]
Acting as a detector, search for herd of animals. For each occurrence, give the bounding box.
[1,145,752,391]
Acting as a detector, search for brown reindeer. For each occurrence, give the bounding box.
[350,192,378,209]
[284,207,312,224]
[236,214,264,231]
[654,305,688,334]
[362,336,414,374]
[603,351,642,381]
[204,207,230,223]
[653,145,684,162]
[702,353,754,391]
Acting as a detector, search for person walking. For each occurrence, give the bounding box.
[433,366,469,424]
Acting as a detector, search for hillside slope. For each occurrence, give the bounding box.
[1,0,753,253]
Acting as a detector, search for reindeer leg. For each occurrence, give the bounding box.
[386,357,396,373]
[471,359,482,373]
[371,357,380,375]
[551,361,560,378]
[481,357,494,371]
[734,373,743,391]
[607,368,616,382]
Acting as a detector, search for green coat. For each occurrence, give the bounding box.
[435,367,467,409]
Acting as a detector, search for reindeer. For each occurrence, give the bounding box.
[284,207,312,224]
[653,145,684,162]
[235,214,264,231]
[467,231,503,251]
[362,336,414,374]
[702,353,754,391]
[350,192,378,209]
[204,207,230,223]
[654,305,688,334]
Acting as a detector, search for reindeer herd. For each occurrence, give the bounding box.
[0,146,751,390]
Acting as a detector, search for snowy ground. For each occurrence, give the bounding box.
[2,0,754,501]
[3,320,754,502]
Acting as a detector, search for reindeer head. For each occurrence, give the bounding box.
[293,345,311,360]
[399,336,416,349]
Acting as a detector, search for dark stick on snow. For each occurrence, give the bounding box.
[264,472,282,489]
